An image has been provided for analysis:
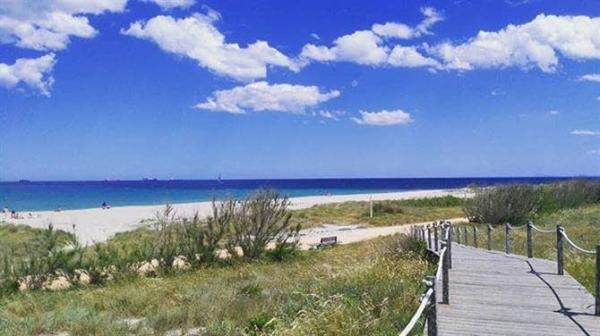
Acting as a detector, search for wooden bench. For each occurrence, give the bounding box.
[317,236,338,248]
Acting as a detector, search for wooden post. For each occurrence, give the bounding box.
[527,221,533,258]
[473,226,478,248]
[463,226,468,246]
[505,223,512,254]
[434,222,439,251]
[557,225,564,275]
[425,275,437,336]
[369,197,373,218]
[427,225,432,249]
[487,225,492,251]
[455,227,460,244]
[442,241,449,304]
[596,244,600,316]
[447,223,453,269]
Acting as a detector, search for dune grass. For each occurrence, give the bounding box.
[292,196,464,228]
[0,222,74,260]
[0,235,430,336]
[454,204,600,292]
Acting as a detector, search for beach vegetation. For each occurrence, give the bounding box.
[292,195,465,228]
[464,179,600,225]
[0,190,301,294]
[0,234,431,336]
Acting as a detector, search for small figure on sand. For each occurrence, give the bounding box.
[101,202,111,210]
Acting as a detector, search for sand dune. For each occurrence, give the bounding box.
[3,189,469,244]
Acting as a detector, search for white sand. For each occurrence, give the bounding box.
[3,189,469,244]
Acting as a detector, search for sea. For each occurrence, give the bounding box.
[0,177,595,212]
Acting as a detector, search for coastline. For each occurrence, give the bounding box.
[2,188,469,244]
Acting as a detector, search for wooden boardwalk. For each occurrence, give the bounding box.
[436,244,600,335]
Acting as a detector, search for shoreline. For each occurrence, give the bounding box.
[2,188,469,244]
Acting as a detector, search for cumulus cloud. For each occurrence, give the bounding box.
[195,81,340,114]
[571,129,600,136]
[0,54,56,96]
[579,73,600,82]
[388,45,439,67]
[431,14,600,72]
[372,7,442,39]
[299,7,441,68]
[0,0,127,51]
[122,11,298,82]
[141,0,195,9]
[351,109,413,126]
[588,149,600,155]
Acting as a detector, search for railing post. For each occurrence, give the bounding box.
[527,221,533,258]
[473,226,478,248]
[454,227,460,244]
[505,223,512,254]
[595,244,599,316]
[427,225,432,249]
[447,223,453,269]
[434,222,439,252]
[557,225,564,275]
[442,241,449,304]
[425,275,437,336]
[487,225,492,251]
[463,226,468,246]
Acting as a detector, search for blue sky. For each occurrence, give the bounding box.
[1,0,600,180]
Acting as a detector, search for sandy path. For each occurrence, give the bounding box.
[296,218,466,249]
[2,189,469,244]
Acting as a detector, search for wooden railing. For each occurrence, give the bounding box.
[399,220,600,336]
[399,221,451,336]
[454,221,600,316]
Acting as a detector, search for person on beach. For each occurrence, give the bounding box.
[101,202,110,209]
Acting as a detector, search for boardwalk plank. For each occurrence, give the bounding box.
[436,244,600,335]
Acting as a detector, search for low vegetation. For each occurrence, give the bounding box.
[292,195,464,228]
[0,190,300,294]
[0,235,430,336]
[464,179,600,225]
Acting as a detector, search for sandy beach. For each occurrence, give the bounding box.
[3,189,469,244]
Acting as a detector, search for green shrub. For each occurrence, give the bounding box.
[228,190,301,260]
[463,184,540,225]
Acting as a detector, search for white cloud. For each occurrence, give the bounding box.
[431,14,600,72]
[388,45,439,67]
[122,11,298,81]
[371,7,442,39]
[548,110,559,116]
[0,54,56,96]
[318,110,345,120]
[299,8,441,68]
[371,22,414,40]
[310,33,320,40]
[0,0,127,51]
[579,73,600,82]
[351,109,413,126]
[571,129,600,136]
[195,81,340,114]
[141,0,195,9]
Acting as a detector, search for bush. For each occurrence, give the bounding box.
[228,190,300,260]
[372,202,404,216]
[463,184,540,225]
[538,180,600,214]
[180,199,233,263]
[463,180,600,225]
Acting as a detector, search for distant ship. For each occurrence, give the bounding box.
[142,177,159,181]
[217,173,224,184]
[18,179,31,183]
